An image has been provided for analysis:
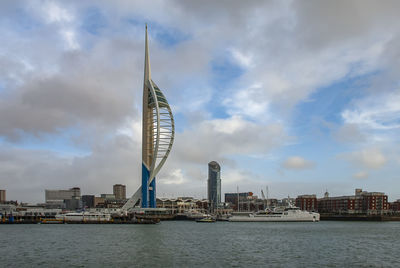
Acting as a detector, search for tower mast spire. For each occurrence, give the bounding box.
[144,24,151,81]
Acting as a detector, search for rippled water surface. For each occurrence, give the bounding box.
[1,221,399,267]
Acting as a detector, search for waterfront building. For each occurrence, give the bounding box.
[0,203,16,214]
[224,192,267,212]
[101,194,116,200]
[45,187,81,207]
[113,184,126,200]
[318,189,388,215]
[279,197,296,207]
[0,190,5,203]
[208,161,221,213]
[94,197,105,208]
[361,192,388,214]
[103,199,127,209]
[318,195,361,214]
[155,197,236,216]
[96,194,127,208]
[225,192,252,209]
[157,197,208,214]
[15,205,61,217]
[82,195,95,208]
[389,200,400,212]
[123,25,175,210]
[296,194,318,212]
[64,198,82,211]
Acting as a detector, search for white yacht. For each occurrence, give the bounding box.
[228,204,320,222]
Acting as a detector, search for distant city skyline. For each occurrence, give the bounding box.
[1,1,400,203]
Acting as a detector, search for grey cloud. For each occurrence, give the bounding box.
[0,39,143,141]
[0,135,142,203]
[172,0,273,25]
[293,0,400,49]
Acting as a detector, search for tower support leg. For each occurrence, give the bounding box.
[141,163,149,208]
[149,178,156,208]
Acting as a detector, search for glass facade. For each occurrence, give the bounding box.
[208,161,221,212]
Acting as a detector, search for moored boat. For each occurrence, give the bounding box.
[196,216,216,223]
[228,204,320,222]
[55,212,112,222]
[40,218,64,224]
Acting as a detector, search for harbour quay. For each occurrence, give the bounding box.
[0,208,174,224]
[320,214,400,221]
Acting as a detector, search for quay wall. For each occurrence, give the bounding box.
[320,214,400,221]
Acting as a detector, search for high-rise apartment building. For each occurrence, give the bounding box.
[45,187,81,203]
[208,161,221,213]
[113,184,126,200]
[0,190,6,203]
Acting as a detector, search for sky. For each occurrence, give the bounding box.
[1,0,400,203]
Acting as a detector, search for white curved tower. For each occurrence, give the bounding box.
[123,25,174,210]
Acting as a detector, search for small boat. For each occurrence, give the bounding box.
[196,217,216,223]
[182,210,210,220]
[40,218,64,224]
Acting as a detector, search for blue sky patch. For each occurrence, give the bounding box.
[80,7,107,35]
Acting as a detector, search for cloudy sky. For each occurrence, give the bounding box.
[1,0,400,203]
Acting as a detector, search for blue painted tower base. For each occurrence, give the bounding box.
[149,178,156,208]
[141,163,156,208]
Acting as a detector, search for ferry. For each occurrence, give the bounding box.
[228,204,320,222]
[55,212,112,222]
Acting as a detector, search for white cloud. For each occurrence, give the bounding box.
[117,118,142,142]
[159,169,185,185]
[229,48,253,67]
[342,91,400,130]
[224,84,271,120]
[173,116,288,165]
[282,156,314,170]
[61,29,80,50]
[43,2,73,23]
[353,171,368,179]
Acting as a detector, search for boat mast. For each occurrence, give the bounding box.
[237,186,239,212]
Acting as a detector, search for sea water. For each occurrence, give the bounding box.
[1,221,399,267]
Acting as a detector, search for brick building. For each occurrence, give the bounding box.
[389,199,400,212]
[296,194,318,211]
[224,192,267,211]
[318,189,388,215]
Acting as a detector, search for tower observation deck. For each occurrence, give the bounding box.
[122,25,175,210]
